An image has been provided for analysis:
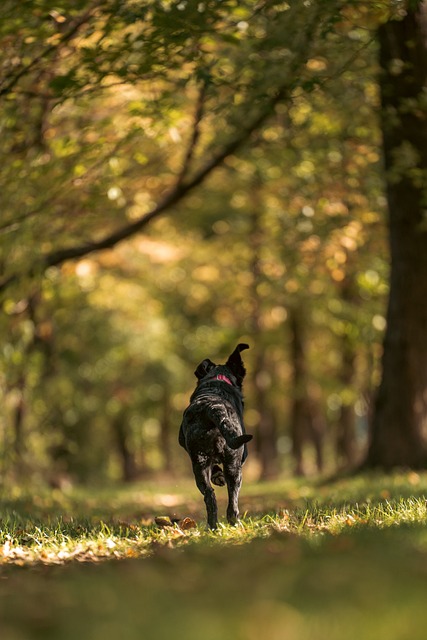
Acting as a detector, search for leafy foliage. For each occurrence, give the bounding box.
[0,1,404,482]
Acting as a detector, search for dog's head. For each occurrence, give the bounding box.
[194,343,249,388]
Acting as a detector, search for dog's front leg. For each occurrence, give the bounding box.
[192,461,218,529]
[224,464,242,525]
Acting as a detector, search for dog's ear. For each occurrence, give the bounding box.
[194,358,215,380]
[225,343,249,386]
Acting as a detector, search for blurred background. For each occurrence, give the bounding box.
[0,0,419,488]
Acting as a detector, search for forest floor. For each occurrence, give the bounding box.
[1,471,427,639]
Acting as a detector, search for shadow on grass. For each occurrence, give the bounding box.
[1,473,427,639]
[1,469,427,533]
[1,522,427,640]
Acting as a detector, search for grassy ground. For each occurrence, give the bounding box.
[1,471,427,639]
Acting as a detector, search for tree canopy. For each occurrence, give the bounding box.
[0,0,424,484]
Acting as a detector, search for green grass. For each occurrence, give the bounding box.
[1,471,427,639]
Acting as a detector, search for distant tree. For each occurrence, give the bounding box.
[3,0,417,482]
[366,1,427,468]
[288,305,324,476]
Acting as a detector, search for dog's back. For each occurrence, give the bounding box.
[180,380,251,455]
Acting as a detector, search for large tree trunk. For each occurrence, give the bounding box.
[366,2,427,468]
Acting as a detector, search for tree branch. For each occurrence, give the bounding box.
[175,80,208,188]
[0,85,288,296]
[0,1,105,98]
[45,84,292,267]
[0,0,329,295]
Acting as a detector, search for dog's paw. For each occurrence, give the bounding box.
[211,466,225,486]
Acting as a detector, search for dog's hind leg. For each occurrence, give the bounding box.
[223,463,242,525]
[192,461,218,529]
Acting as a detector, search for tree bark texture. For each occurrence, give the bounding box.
[367,2,427,468]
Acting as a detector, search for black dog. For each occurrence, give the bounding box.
[179,344,253,529]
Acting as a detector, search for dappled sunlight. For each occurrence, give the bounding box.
[1,471,427,567]
[0,0,426,636]
[155,493,186,508]
[1,473,427,639]
[0,0,398,492]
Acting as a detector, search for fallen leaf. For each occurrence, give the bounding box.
[169,530,185,540]
[154,516,173,528]
[178,517,197,530]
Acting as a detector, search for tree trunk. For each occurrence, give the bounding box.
[336,347,357,469]
[336,273,357,469]
[366,2,427,468]
[12,377,26,471]
[112,414,138,482]
[160,389,173,474]
[255,350,279,480]
[289,306,324,476]
[248,188,279,479]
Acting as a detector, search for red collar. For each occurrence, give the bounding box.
[216,374,233,386]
